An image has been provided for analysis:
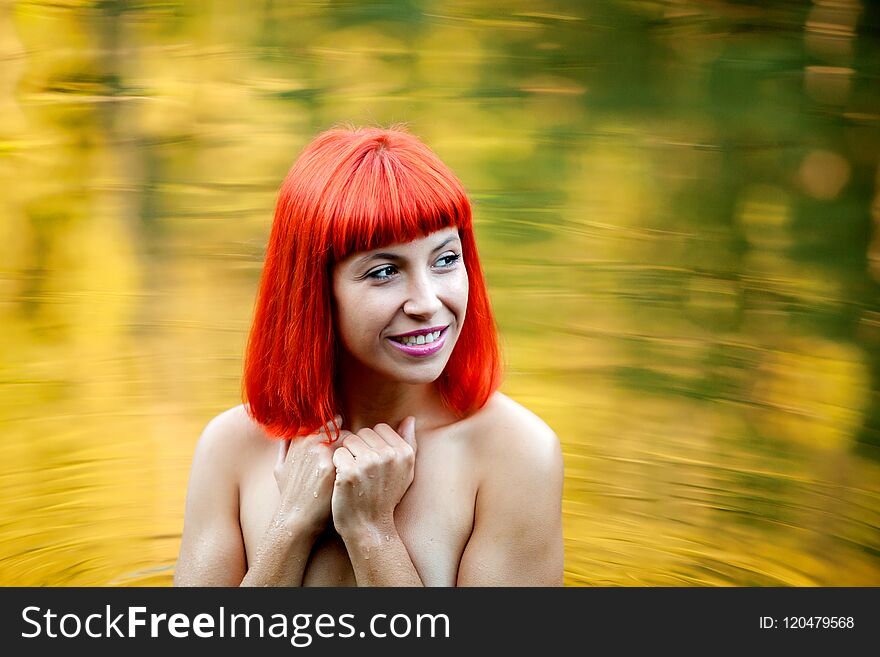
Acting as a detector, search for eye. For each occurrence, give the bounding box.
[366,265,398,281]
[436,253,462,269]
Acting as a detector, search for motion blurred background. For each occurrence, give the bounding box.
[0,0,878,586]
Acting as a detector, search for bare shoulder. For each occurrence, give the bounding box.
[202,403,265,440]
[469,391,563,477]
[191,404,270,479]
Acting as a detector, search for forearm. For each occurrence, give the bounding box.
[240,517,320,587]
[341,520,424,587]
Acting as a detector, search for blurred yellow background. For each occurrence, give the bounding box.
[0,0,878,586]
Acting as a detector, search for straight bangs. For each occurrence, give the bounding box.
[317,128,473,264]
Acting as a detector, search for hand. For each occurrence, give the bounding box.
[273,415,343,535]
[331,416,417,538]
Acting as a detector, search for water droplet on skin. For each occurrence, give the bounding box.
[313,491,318,498]
[385,535,390,542]
[358,490,363,497]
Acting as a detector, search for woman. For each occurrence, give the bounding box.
[174,125,564,586]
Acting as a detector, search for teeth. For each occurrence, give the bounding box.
[396,330,442,346]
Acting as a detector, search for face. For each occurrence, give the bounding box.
[331,226,468,385]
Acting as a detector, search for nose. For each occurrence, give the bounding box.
[402,269,442,319]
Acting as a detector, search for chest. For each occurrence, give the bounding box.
[238,438,477,586]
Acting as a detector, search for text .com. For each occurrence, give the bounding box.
[22,606,451,647]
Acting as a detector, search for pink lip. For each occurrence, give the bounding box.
[386,326,449,358]
[389,324,449,339]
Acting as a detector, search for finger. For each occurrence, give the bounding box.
[324,414,345,443]
[334,414,345,438]
[318,414,343,435]
[372,423,408,451]
[330,428,354,444]
[356,427,388,451]
[332,446,356,471]
[396,416,417,455]
[276,438,291,467]
[341,434,371,458]
[308,415,343,443]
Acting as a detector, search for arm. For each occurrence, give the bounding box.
[339,519,423,587]
[173,414,246,586]
[456,421,564,586]
[239,512,323,587]
[173,411,330,587]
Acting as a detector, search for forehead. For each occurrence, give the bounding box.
[339,227,461,266]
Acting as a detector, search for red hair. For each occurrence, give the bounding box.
[243,125,502,440]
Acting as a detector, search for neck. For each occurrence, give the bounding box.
[335,354,452,434]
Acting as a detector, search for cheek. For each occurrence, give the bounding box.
[450,269,469,311]
[333,291,362,350]
[338,294,388,346]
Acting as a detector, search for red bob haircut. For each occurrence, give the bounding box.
[243,125,503,440]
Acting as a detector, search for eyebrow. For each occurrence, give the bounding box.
[355,235,460,267]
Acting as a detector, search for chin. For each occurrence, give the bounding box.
[388,363,447,385]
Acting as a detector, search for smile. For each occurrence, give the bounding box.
[386,326,449,357]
